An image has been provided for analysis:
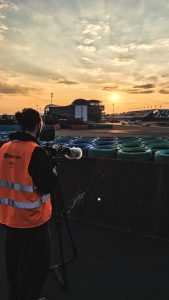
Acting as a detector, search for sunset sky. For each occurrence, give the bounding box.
[1,0,169,113]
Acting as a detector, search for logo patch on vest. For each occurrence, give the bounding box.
[4,153,22,159]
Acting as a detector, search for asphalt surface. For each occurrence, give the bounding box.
[55,124,169,138]
[1,220,169,300]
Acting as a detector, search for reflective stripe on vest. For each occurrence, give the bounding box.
[0,194,50,209]
[0,180,33,193]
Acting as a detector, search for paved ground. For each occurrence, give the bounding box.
[1,220,169,300]
[55,124,169,138]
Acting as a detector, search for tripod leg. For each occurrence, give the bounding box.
[52,215,68,288]
[50,182,78,288]
[50,191,68,288]
[62,210,78,258]
[56,183,78,258]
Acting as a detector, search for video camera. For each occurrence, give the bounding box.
[40,141,83,160]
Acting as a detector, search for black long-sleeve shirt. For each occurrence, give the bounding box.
[9,132,58,194]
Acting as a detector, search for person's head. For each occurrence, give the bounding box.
[15,108,43,139]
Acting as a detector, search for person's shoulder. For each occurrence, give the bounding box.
[32,145,48,159]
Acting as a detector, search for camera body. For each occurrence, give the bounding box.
[40,142,82,160]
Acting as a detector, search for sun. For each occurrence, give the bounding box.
[111,94,119,101]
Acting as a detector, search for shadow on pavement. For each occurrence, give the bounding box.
[1,220,169,300]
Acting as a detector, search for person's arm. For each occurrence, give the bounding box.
[28,146,58,194]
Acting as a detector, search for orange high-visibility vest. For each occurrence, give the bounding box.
[0,141,52,228]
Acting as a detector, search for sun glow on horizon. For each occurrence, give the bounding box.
[111,94,119,102]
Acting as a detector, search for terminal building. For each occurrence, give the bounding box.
[44,99,104,125]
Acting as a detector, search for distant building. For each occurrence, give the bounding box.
[0,114,16,125]
[117,109,169,121]
[44,99,104,124]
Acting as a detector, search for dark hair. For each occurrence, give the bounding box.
[15,108,41,131]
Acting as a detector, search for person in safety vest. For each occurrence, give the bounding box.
[0,108,58,300]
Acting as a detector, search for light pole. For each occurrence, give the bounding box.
[112,103,115,118]
[51,93,53,106]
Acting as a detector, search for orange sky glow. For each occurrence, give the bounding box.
[1,0,169,114]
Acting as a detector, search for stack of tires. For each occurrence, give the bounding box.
[154,150,169,163]
[54,136,77,146]
[117,138,152,161]
[88,137,118,159]
[142,138,169,158]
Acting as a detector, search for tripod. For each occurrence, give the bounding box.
[49,159,78,289]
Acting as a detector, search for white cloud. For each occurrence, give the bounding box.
[136,39,169,51]
[108,45,129,53]
[137,44,154,50]
[83,38,94,45]
[80,19,110,38]
[0,33,4,40]
[0,1,18,42]
[0,23,7,30]
[155,38,169,48]
[111,58,135,66]
[108,43,136,53]
[88,67,105,77]
[77,45,96,53]
[81,57,94,63]
[0,0,18,10]
[12,44,30,51]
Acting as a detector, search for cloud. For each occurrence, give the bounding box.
[80,20,110,37]
[137,44,154,50]
[0,0,17,9]
[5,60,60,79]
[50,78,79,85]
[111,58,135,66]
[83,38,94,45]
[102,85,154,94]
[81,57,93,62]
[102,85,118,91]
[108,39,169,56]
[0,24,7,30]
[109,43,136,53]
[108,45,129,53]
[136,39,169,52]
[134,84,155,89]
[159,89,169,94]
[0,1,18,41]
[161,74,169,78]
[77,45,96,52]
[128,90,154,94]
[0,23,7,41]
[0,33,4,40]
[0,82,37,94]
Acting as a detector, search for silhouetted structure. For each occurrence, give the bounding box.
[44,99,104,125]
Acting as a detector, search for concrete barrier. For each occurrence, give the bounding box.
[56,158,169,239]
